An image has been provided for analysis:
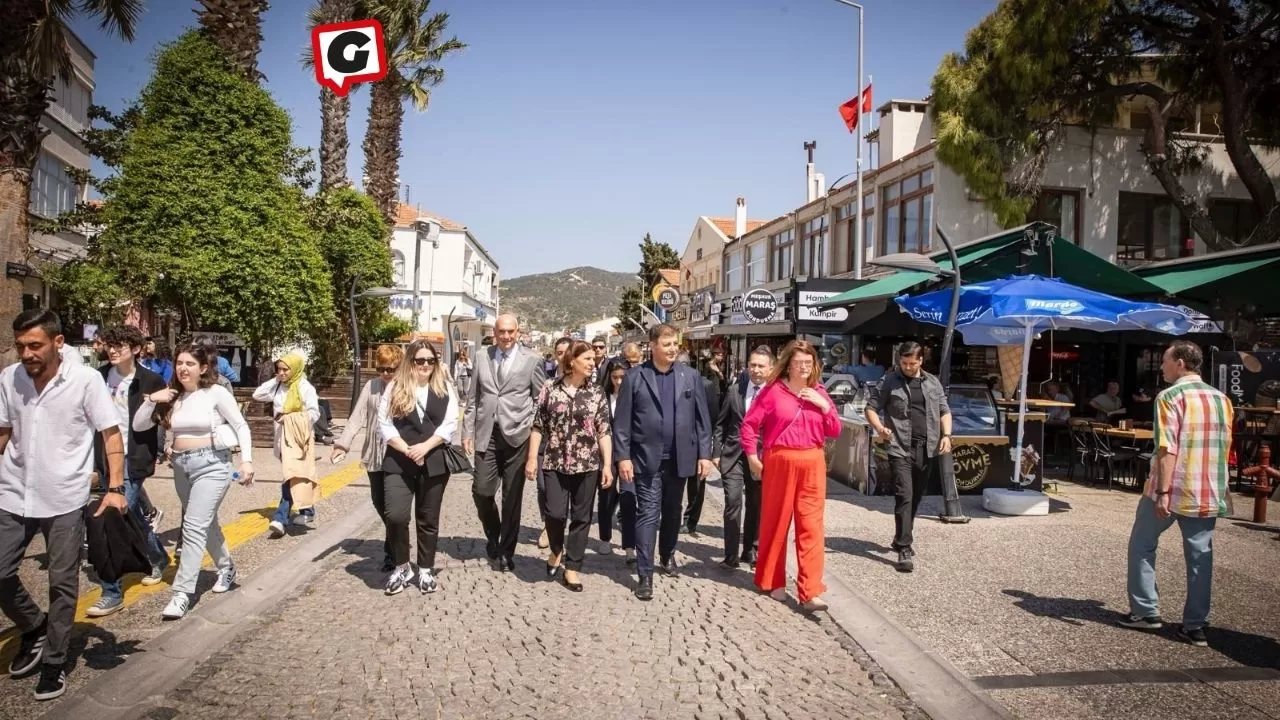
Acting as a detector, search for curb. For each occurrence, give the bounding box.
[42,501,378,720]
[702,476,1014,720]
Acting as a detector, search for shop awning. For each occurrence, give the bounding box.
[1133,243,1280,312]
[816,221,1166,308]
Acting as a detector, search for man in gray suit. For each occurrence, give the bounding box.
[463,314,547,571]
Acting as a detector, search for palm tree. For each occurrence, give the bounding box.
[196,0,269,82]
[360,0,465,225]
[0,0,141,327]
[303,0,357,192]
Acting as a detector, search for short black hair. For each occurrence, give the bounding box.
[1167,340,1204,373]
[12,308,61,339]
[750,345,775,361]
[897,341,924,359]
[554,336,572,350]
[99,325,146,351]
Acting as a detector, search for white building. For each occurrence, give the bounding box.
[582,316,620,345]
[390,203,500,348]
[25,29,95,307]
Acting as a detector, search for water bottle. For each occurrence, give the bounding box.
[231,471,242,483]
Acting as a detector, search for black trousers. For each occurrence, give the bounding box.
[536,449,550,524]
[472,428,529,561]
[721,457,761,563]
[544,469,600,572]
[597,485,637,549]
[634,461,686,578]
[683,476,706,532]
[889,441,932,551]
[384,469,449,569]
[367,470,391,562]
[0,509,81,666]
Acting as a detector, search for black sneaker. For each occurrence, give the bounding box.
[33,663,65,701]
[635,576,653,601]
[895,550,915,573]
[8,621,46,678]
[1178,625,1208,647]
[657,556,679,576]
[1119,614,1164,630]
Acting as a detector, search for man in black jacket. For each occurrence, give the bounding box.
[682,372,722,536]
[85,325,169,618]
[714,346,773,568]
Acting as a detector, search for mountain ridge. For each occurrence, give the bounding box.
[499,266,635,331]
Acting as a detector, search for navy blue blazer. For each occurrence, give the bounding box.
[613,361,712,479]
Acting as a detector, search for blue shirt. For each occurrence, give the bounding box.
[654,365,677,460]
[216,355,239,383]
[140,358,173,384]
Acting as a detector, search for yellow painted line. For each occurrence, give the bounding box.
[0,462,366,655]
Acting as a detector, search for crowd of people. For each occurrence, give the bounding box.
[0,306,1235,701]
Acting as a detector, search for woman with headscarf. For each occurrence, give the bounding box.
[254,352,321,536]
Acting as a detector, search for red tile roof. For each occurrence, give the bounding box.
[395,203,467,231]
[707,216,766,240]
[658,268,681,287]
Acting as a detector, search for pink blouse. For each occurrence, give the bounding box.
[740,381,842,453]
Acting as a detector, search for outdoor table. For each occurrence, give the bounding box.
[1103,427,1154,442]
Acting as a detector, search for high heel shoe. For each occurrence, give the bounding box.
[561,570,584,592]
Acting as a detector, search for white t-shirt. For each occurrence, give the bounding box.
[107,366,134,447]
[134,385,253,463]
[0,360,118,518]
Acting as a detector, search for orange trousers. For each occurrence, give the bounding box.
[754,446,827,603]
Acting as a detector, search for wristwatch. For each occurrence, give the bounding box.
[106,486,126,496]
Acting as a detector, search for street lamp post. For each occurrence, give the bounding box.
[869,241,969,524]
[832,0,866,279]
[348,280,401,410]
[411,219,441,333]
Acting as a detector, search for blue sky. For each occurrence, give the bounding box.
[72,0,997,278]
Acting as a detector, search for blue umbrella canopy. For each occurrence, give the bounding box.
[894,275,1199,490]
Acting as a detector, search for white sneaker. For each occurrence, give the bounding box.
[85,596,124,618]
[212,565,237,593]
[161,592,190,620]
[291,514,309,528]
[268,520,285,538]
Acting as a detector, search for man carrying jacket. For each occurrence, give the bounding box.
[85,325,169,617]
[866,341,952,574]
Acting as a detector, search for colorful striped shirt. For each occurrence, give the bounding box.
[1146,374,1233,518]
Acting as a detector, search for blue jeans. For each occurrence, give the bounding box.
[99,477,169,602]
[634,461,685,578]
[171,448,234,595]
[271,483,316,524]
[1127,495,1217,630]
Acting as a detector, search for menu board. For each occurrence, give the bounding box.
[1213,350,1280,408]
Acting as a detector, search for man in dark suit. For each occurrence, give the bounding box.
[615,324,714,601]
[682,373,722,537]
[713,346,774,569]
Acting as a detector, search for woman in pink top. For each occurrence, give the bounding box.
[740,340,842,611]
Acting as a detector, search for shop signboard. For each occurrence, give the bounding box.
[1213,350,1280,407]
[690,288,714,323]
[655,285,681,311]
[742,288,779,324]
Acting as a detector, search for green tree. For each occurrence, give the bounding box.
[56,32,332,352]
[0,0,142,331]
[616,286,643,330]
[617,233,679,327]
[303,187,394,374]
[931,0,1280,251]
[360,0,466,223]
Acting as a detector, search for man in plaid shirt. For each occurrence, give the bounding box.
[1122,340,1231,647]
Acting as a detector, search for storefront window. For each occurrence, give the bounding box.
[771,228,794,281]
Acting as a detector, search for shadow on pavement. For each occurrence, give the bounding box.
[826,536,899,570]
[69,622,143,673]
[1002,589,1114,627]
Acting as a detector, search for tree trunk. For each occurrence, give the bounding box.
[1208,21,1279,225]
[1141,107,1232,253]
[319,86,350,192]
[362,70,405,226]
[197,0,269,83]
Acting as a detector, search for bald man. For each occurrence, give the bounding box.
[463,314,548,571]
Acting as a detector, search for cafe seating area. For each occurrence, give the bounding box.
[1064,418,1154,491]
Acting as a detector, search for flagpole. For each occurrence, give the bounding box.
[854,3,865,279]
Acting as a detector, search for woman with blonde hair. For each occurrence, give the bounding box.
[332,344,403,572]
[376,340,459,595]
[740,340,841,612]
[453,345,473,403]
[255,353,321,536]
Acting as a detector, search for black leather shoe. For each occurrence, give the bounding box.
[721,558,740,570]
[635,576,653,601]
[743,550,757,566]
[488,556,504,572]
[658,556,678,576]
[502,557,516,573]
[546,561,562,579]
[895,550,915,573]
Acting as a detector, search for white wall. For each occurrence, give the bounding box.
[389,225,500,333]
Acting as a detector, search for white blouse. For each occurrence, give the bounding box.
[134,385,253,462]
[377,380,459,445]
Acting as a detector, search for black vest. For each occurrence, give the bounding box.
[382,385,451,478]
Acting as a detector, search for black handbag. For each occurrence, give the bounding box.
[440,444,474,475]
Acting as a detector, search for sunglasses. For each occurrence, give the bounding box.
[412,357,438,366]
[593,345,606,350]
[376,366,396,374]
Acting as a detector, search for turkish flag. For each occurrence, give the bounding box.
[838,84,873,133]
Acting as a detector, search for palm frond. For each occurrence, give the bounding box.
[82,0,145,42]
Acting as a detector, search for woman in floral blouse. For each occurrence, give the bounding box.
[525,340,614,592]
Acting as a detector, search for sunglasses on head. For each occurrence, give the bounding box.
[412,357,438,366]
[376,366,396,374]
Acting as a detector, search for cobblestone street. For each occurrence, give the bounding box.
[154,477,923,720]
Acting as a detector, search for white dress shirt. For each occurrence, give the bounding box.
[745,383,763,414]
[0,360,119,518]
